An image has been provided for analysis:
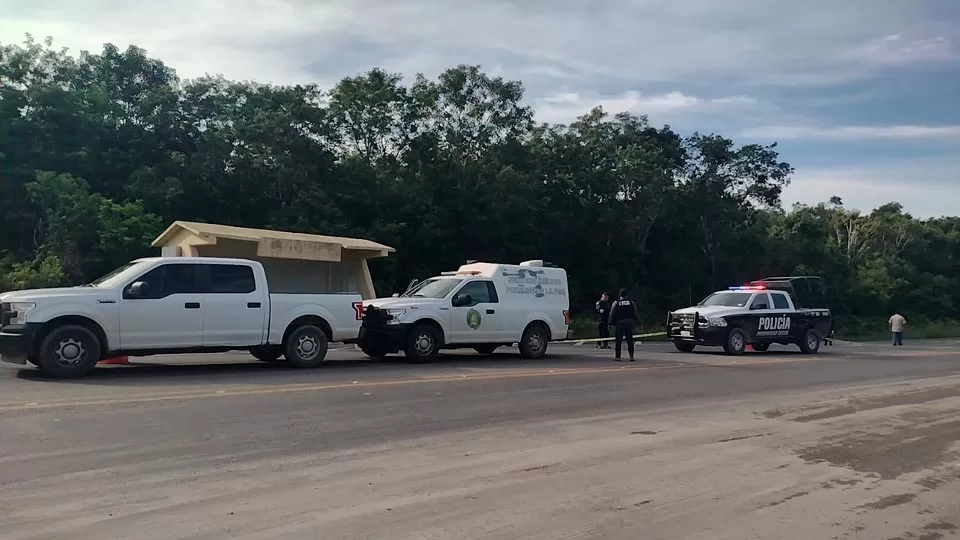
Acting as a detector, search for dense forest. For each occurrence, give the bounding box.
[2,36,958,336]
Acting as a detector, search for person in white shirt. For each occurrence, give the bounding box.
[889,312,906,346]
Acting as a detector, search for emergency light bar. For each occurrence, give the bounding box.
[728,284,767,291]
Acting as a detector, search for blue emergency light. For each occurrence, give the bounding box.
[727,284,767,291]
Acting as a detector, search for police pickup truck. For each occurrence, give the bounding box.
[665,276,832,355]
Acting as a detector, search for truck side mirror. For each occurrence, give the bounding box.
[452,293,471,307]
[127,281,147,298]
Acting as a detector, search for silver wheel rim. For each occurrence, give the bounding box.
[730,332,744,351]
[54,337,86,367]
[528,331,544,353]
[296,333,321,360]
[414,333,434,356]
[807,333,818,349]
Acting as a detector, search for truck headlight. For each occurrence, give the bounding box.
[385,309,406,325]
[10,302,36,325]
[707,317,727,327]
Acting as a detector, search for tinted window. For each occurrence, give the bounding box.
[126,264,201,299]
[206,264,256,294]
[771,292,791,310]
[456,281,493,306]
[750,293,771,310]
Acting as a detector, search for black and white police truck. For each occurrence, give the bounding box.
[665,276,832,355]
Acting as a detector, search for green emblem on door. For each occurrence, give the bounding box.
[466,309,482,330]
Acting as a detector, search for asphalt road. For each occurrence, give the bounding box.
[3,339,960,539]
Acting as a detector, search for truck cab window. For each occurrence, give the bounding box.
[126,264,201,299]
[749,293,771,310]
[454,281,493,307]
[771,292,790,310]
[206,264,256,294]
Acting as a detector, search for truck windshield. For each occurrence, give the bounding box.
[699,292,753,307]
[401,277,463,298]
[86,261,149,288]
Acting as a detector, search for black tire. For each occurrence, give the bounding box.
[405,324,441,363]
[723,328,747,355]
[283,325,329,368]
[35,325,102,378]
[798,329,822,354]
[359,343,389,360]
[673,341,696,353]
[519,323,549,359]
[751,343,770,352]
[251,346,283,363]
[474,345,498,355]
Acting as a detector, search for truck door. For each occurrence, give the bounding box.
[199,263,268,347]
[449,280,501,342]
[118,263,204,349]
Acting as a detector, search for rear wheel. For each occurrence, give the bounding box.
[283,325,329,368]
[251,346,283,363]
[405,324,440,364]
[35,325,102,378]
[359,344,389,360]
[723,328,747,355]
[751,343,770,352]
[474,344,498,355]
[798,329,821,354]
[673,341,696,353]
[519,323,549,359]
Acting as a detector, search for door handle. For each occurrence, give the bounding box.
[247,302,261,308]
[486,309,495,314]
[184,302,200,309]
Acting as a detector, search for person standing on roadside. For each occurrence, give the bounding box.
[595,292,612,349]
[889,311,906,346]
[608,288,640,362]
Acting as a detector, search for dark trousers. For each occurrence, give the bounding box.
[893,331,903,346]
[597,322,610,348]
[614,320,636,359]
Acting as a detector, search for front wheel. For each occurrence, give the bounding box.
[35,325,102,378]
[673,341,696,353]
[519,324,549,359]
[405,324,441,363]
[723,328,747,355]
[798,329,822,354]
[284,325,329,368]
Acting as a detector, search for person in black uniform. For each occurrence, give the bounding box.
[608,288,640,361]
[595,292,612,349]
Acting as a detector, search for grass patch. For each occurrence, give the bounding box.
[834,317,960,342]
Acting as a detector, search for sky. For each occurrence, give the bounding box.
[2,0,959,218]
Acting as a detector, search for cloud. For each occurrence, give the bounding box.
[845,34,957,66]
[740,124,960,141]
[533,91,762,125]
[1,0,957,90]
[782,158,960,219]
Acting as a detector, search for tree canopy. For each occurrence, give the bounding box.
[2,36,958,326]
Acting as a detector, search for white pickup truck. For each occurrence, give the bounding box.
[0,257,364,378]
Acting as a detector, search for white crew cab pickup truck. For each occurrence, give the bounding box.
[0,257,363,378]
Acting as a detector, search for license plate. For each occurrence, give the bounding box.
[680,331,691,337]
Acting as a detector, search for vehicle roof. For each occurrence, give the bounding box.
[452,260,566,279]
[134,256,259,265]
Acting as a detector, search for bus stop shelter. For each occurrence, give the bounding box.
[151,221,394,299]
